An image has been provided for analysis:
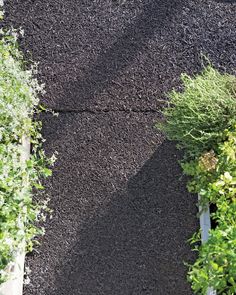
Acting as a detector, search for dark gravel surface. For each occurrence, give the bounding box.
[3,0,236,294]
[4,0,236,111]
[24,113,197,295]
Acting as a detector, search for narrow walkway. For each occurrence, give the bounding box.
[5,0,236,294]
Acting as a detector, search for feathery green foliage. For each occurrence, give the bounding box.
[158,66,236,294]
[158,66,236,157]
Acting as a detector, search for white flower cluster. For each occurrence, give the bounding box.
[0,0,4,20]
[0,13,53,286]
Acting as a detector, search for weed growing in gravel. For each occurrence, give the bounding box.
[158,66,236,294]
[0,28,54,283]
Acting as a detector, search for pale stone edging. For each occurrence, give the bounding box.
[0,136,30,295]
[198,196,216,295]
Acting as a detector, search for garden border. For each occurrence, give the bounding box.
[199,196,216,295]
[0,136,30,295]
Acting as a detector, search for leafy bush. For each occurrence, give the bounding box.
[184,128,236,293]
[158,66,236,294]
[0,28,54,283]
[188,222,236,294]
[158,66,236,157]
[182,127,236,205]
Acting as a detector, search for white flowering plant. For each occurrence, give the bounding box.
[0,27,54,283]
[0,0,4,20]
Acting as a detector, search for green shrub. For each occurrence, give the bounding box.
[0,28,54,283]
[188,221,236,294]
[157,66,236,157]
[158,66,236,294]
[182,127,236,205]
[183,129,236,293]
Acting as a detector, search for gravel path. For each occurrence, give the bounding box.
[3,0,236,294]
[24,113,197,295]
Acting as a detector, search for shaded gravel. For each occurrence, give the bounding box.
[4,0,236,111]
[3,0,236,294]
[24,113,197,295]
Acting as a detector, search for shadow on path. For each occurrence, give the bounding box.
[61,0,184,107]
[55,141,197,295]
[215,0,236,3]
